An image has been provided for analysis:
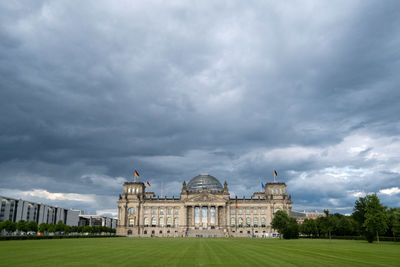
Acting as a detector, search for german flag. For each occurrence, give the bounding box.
[134,170,140,179]
[274,170,278,177]
[146,181,151,187]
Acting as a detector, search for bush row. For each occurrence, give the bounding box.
[0,235,122,241]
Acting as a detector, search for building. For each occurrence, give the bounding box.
[290,210,325,224]
[0,196,117,228]
[78,215,118,228]
[117,174,292,237]
[0,196,82,226]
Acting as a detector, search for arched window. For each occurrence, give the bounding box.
[174,218,179,227]
[246,217,251,227]
[128,208,135,214]
[231,217,236,227]
[160,209,164,215]
[261,217,266,227]
[129,218,135,227]
[159,217,164,227]
[238,217,243,227]
[254,218,258,227]
[151,217,156,226]
[127,230,132,235]
[144,217,149,226]
[167,217,172,226]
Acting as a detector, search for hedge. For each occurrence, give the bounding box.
[0,235,122,241]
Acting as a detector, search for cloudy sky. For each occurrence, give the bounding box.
[1,0,399,217]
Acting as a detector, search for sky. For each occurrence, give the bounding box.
[0,0,399,218]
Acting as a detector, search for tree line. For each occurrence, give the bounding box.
[271,194,400,242]
[0,220,116,235]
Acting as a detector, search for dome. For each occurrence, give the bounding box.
[187,174,223,192]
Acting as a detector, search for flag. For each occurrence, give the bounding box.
[134,170,140,179]
[274,170,278,177]
[235,196,238,209]
[261,182,264,189]
[146,181,151,187]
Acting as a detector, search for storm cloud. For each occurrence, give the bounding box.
[1,0,400,215]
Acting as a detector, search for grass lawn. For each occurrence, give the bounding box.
[0,238,399,266]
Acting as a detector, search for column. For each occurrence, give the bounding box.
[227,205,230,230]
[207,205,211,228]
[192,206,195,228]
[182,205,187,229]
[215,206,219,228]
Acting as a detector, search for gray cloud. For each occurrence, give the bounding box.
[1,0,400,215]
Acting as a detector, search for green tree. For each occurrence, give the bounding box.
[27,221,38,233]
[353,194,388,243]
[271,210,299,239]
[300,218,318,237]
[271,210,289,239]
[55,220,66,234]
[47,224,56,233]
[17,220,28,234]
[387,208,400,241]
[39,223,48,233]
[3,220,17,234]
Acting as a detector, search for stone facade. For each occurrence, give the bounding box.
[117,175,292,237]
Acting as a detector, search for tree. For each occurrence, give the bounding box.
[3,220,17,234]
[353,194,388,243]
[300,218,318,237]
[47,224,56,233]
[39,223,48,233]
[27,221,38,233]
[17,220,28,234]
[282,217,299,239]
[271,210,289,239]
[55,220,66,234]
[387,208,400,241]
[271,210,299,239]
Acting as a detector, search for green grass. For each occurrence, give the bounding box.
[0,238,399,266]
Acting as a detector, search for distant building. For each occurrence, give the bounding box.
[290,210,325,223]
[117,174,292,237]
[78,215,118,228]
[0,195,117,228]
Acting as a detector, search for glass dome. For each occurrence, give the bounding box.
[187,174,223,192]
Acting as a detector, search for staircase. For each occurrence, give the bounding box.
[186,228,225,238]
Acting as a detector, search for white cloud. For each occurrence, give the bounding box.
[0,188,96,203]
[379,187,400,196]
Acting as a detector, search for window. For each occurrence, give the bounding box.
[144,230,147,234]
[128,187,131,193]
[144,217,149,226]
[261,209,265,215]
[231,217,235,227]
[246,210,250,215]
[128,208,136,214]
[160,209,164,215]
[167,217,172,226]
[254,218,258,227]
[151,217,156,226]
[253,209,258,215]
[129,219,135,227]
[174,218,179,227]
[159,230,162,234]
[152,209,156,215]
[168,209,172,215]
[145,209,149,214]
[175,209,179,215]
[159,217,164,226]
[231,210,235,215]
[246,217,251,227]
[238,210,243,215]
[238,217,243,227]
[261,217,266,227]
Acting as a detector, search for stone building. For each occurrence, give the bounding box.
[117,174,292,237]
